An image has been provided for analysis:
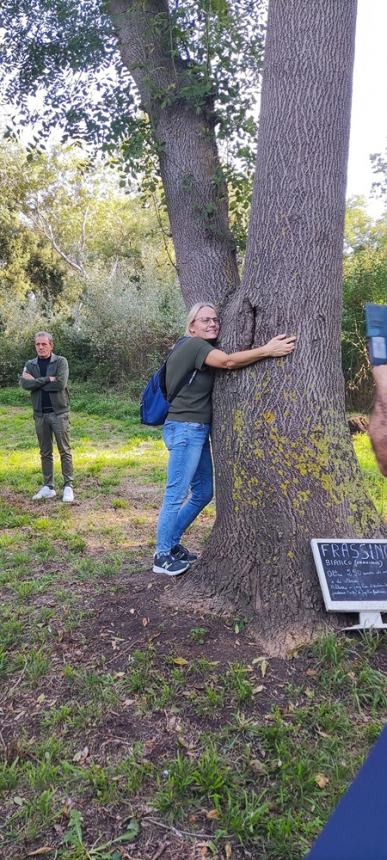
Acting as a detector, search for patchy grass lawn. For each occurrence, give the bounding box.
[0,386,386,860]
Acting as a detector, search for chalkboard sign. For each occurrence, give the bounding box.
[311,539,387,611]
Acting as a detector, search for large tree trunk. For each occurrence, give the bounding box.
[108,0,240,302]
[110,0,383,653]
[176,0,383,653]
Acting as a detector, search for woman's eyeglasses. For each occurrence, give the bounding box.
[195,316,220,325]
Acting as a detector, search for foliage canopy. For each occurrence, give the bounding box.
[0,0,266,173]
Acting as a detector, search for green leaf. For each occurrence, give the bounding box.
[63,809,83,848]
[110,820,140,844]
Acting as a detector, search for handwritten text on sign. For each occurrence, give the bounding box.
[311,540,387,610]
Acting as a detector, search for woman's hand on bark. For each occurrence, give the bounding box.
[266,334,296,357]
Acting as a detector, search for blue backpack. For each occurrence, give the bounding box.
[140,338,196,426]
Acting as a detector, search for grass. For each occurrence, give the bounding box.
[0,385,386,859]
[352,431,387,514]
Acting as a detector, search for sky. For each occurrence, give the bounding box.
[347,0,387,210]
[3,0,387,216]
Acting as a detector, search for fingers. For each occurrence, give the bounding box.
[266,334,297,357]
[276,338,296,352]
[273,340,296,356]
[274,334,297,344]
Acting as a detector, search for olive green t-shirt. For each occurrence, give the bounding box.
[166,337,216,424]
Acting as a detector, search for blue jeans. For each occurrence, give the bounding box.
[156,420,213,554]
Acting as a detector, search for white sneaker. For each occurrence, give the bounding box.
[32,485,57,500]
[62,486,74,503]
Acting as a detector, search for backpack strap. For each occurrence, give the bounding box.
[169,368,197,404]
[164,337,197,404]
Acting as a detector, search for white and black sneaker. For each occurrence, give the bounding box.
[171,543,198,562]
[153,552,190,576]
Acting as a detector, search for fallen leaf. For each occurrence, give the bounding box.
[306,668,318,677]
[72,746,89,763]
[178,735,194,750]
[206,809,219,820]
[316,728,330,739]
[111,637,124,650]
[252,685,264,695]
[166,715,182,733]
[142,617,149,627]
[259,658,269,678]
[172,657,188,666]
[61,797,74,816]
[37,693,46,704]
[26,848,53,857]
[225,843,233,859]
[314,773,329,789]
[13,796,24,806]
[14,711,26,721]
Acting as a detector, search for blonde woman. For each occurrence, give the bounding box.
[153,303,296,575]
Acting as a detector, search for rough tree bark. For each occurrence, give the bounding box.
[110,0,382,653]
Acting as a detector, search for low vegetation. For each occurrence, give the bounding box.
[0,386,386,859]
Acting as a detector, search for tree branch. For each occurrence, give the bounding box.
[29,204,86,277]
[108,0,239,305]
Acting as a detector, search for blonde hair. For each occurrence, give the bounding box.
[185,302,217,335]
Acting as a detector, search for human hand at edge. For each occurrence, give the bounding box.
[265,334,296,357]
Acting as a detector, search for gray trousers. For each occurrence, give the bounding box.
[34,412,73,488]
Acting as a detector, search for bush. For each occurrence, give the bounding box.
[0,263,185,391]
[77,264,185,388]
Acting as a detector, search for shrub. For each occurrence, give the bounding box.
[0,262,185,391]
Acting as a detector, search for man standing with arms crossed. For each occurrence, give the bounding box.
[20,331,74,502]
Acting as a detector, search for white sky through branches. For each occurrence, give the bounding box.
[347,0,387,209]
[3,0,386,215]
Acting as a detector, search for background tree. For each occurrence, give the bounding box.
[0,0,382,651]
[0,136,183,386]
[371,148,387,201]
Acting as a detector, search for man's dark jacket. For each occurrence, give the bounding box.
[20,353,70,416]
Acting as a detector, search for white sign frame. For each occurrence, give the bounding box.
[311,538,387,612]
